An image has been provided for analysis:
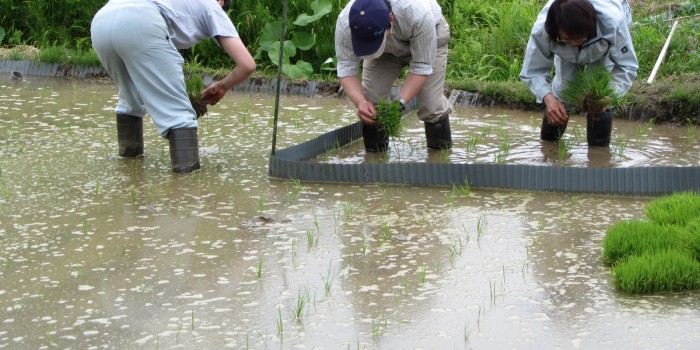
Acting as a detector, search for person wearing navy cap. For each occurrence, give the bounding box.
[335,0,452,152]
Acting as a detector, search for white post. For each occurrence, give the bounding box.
[647,19,679,84]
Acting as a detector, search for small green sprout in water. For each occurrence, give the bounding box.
[418,264,427,284]
[562,64,618,114]
[375,97,403,137]
[256,257,263,279]
[276,306,283,336]
[557,137,571,161]
[185,74,207,119]
[292,287,310,320]
[687,119,697,139]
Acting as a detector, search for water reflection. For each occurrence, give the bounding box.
[1,78,699,349]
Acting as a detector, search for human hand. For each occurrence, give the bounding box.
[356,100,378,125]
[544,94,569,126]
[201,82,228,106]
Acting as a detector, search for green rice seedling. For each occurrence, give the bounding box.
[476,212,487,238]
[459,178,471,197]
[682,219,700,261]
[321,263,337,295]
[561,64,618,113]
[176,320,183,344]
[635,124,646,142]
[191,310,195,330]
[256,257,263,279]
[418,264,427,284]
[292,287,309,320]
[439,148,451,162]
[613,250,700,294]
[465,134,480,153]
[644,192,700,227]
[276,306,283,336]
[602,220,685,266]
[375,98,403,137]
[185,74,207,119]
[306,230,316,249]
[687,119,697,139]
[341,202,354,219]
[557,137,571,161]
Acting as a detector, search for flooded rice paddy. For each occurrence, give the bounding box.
[1,77,700,349]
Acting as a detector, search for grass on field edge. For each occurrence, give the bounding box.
[2,46,698,125]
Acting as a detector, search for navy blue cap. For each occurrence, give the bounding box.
[349,0,390,56]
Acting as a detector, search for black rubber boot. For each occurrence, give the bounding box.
[425,117,452,150]
[167,127,200,173]
[587,110,613,147]
[540,111,568,141]
[362,123,389,152]
[116,114,144,157]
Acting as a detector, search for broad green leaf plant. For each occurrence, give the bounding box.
[256,0,333,79]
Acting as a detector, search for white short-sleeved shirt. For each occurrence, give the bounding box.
[152,0,239,49]
[335,0,444,78]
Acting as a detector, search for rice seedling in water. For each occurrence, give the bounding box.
[276,306,283,336]
[603,220,685,266]
[557,137,571,161]
[687,119,697,139]
[561,64,618,113]
[292,287,309,320]
[256,257,263,279]
[185,74,207,119]
[375,98,403,137]
[613,250,700,294]
[644,191,700,226]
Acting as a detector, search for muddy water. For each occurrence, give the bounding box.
[1,77,699,349]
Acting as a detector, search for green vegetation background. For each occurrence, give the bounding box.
[1,0,699,121]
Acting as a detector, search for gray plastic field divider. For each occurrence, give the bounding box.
[269,120,700,196]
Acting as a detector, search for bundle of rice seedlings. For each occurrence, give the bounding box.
[681,218,700,261]
[644,191,700,227]
[186,74,207,119]
[613,250,700,294]
[375,98,403,137]
[602,220,685,266]
[561,64,617,113]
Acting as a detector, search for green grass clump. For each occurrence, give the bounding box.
[185,74,207,119]
[681,219,700,261]
[603,220,684,266]
[613,250,700,294]
[561,64,618,113]
[375,98,403,137]
[644,191,700,227]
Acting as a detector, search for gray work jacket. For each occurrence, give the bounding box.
[519,0,638,103]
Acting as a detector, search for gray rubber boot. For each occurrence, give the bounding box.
[540,110,568,141]
[425,117,452,150]
[362,122,389,152]
[167,128,200,173]
[116,113,144,157]
[587,110,613,147]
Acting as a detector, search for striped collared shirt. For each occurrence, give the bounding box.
[335,0,444,78]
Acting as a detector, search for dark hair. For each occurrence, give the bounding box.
[383,0,392,13]
[222,0,231,12]
[544,0,597,41]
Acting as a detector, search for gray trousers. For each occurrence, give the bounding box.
[91,0,197,137]
[361,18,452,123]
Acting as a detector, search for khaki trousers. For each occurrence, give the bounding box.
[361,18,452,123]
